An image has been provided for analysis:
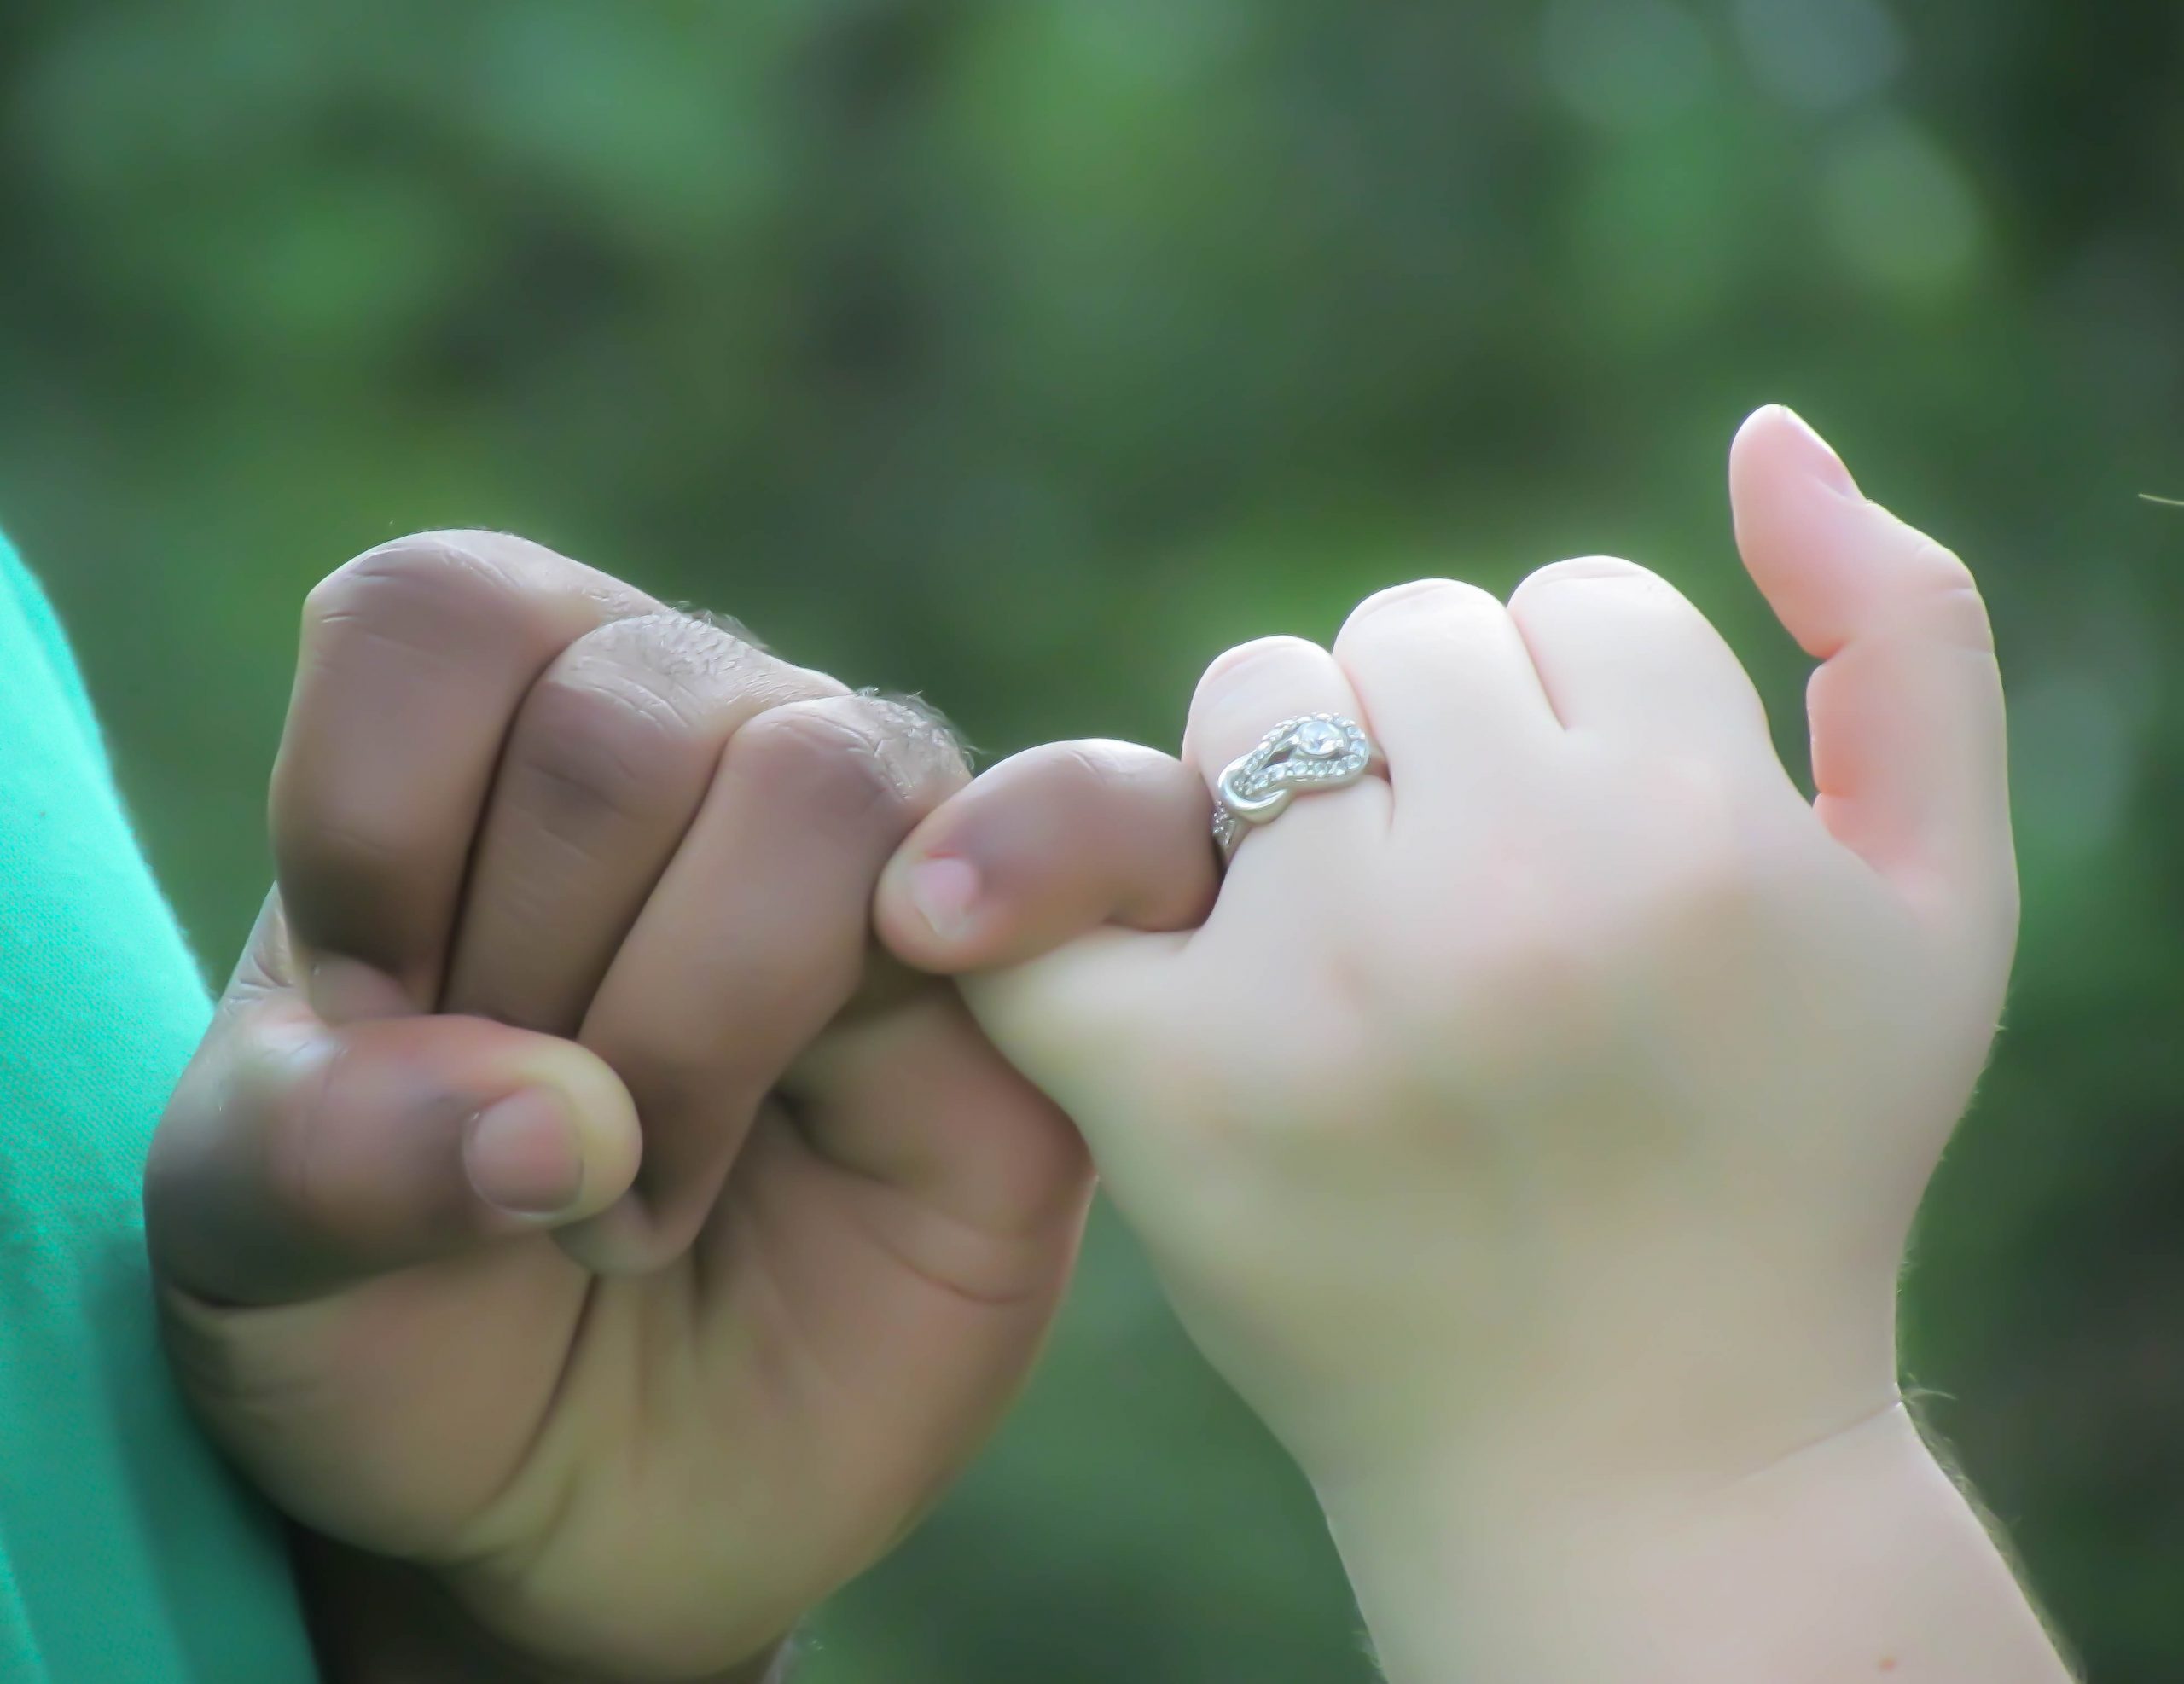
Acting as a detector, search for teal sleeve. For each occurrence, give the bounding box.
[0,530,317,1682]
[1,535,111,771]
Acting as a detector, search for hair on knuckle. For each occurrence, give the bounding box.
[671,603,773,656]
[852,686,973,774]
[754,694,968,832]
[583,611,764,691]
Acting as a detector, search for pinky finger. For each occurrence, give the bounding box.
[875,740,1217,974]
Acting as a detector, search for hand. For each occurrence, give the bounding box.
[146,534,1129,1681]
[880,409,2064,1681]
[889,403,2015,1485]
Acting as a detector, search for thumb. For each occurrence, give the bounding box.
[1729,404,2015,932]
[148,1000,641,1306]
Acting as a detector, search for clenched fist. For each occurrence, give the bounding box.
[148,533,1102,1681]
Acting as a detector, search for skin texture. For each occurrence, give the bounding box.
[146,533,1153,1681]
[879,408,2072,1681]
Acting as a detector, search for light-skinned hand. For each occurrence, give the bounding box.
[879,408,2068,1682]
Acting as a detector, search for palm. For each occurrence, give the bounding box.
[195,901,1088,1680]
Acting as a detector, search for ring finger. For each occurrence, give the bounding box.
[1182,635,1385,888]
[556,693,970,1275]
[1330,578,1564,837]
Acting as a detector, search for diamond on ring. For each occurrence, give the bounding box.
[1211,712,1376,865]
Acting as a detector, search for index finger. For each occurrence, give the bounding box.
[270,531,659,1018]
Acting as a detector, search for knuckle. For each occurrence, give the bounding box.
[575,610,768,698]
[515,653,713,826]
[1197,635,1324,692]
[1902,534,1975,593]
[678,605,776,656]
[732,700,930,837]
[506,608,841,828]
[302,531,522,648]
[1903,539,1995,655]
[1031,739,1147,808]
[1339,577,1491,640]
[1512,554,1654,600]
[846,689,972,786]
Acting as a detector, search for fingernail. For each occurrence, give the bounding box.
[905,854,982,942]
[1772,404,1861,498]
[464,1089,585,1219]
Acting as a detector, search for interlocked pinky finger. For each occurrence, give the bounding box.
[877,740,1218,975]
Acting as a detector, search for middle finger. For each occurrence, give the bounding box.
[440,611,839,1037]
[556,693,970,1275]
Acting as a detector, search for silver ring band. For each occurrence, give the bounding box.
[1211,713,1378,866]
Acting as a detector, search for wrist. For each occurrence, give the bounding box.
[1287,1258,1905,1506]
[1315,1402,2068,1684]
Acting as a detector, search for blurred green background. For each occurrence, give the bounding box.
[3,1,2181,1676]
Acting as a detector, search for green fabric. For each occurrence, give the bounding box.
[0,532,315,1681]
